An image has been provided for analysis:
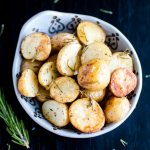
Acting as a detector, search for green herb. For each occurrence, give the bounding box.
[120,139,128,147]
[67,60,75,72]
[0,24,4,37]
[7,143,11,150]
[100,9,113,15]
[0,89,30,149]
[53,0,60,4]
[145,74,150,78]
[53,80,63,93]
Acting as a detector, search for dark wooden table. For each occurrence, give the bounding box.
[0,0,149,149]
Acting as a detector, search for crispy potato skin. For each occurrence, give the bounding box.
[78,59,110,90]
[21,32,51,61]
[20,59,43,74]
[36,85,50,102]
[51,33,78,52]
[46,54,58,64]
[110,52,133,73]
[81,42,112,65]
[69,98,105,133]
[18,69,39,97]
[56,42,82,76]
[42,100,69,127]
[104,96,130,123]
[50,76,80,103]
[80,89,106,102]
[109,68,137,97]
[77,21,106,45]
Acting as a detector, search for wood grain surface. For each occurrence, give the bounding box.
[0,0,149,149]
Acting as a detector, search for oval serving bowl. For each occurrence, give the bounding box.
[12,10,142,138]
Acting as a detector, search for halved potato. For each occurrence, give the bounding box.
[57,42,82,76]
[77,21,106,45]
[46,54,57,64]
[78,59,110,90]
[20,59,43,74]
[69,98,105,133]
[104,96,130,123]
[36,85,50,102]
[50,76,79,103]
[80,89,106,102]
[21,32,51,61]
[42,100,69,127]
[18,69,38,97]
[38,62,60,90]
[109,52,133,73]
[51,32,79,52]
[81,42,112,65]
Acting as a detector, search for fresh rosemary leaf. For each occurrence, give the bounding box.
[0,89,30,149]
[0,24,4,37]
[100,9,113,15]
[145,74,150,78]
[120,139,128,147]
[67,60,75,71]
[53,0,60,3]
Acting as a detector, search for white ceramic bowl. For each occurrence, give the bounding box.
[12,10,142,138]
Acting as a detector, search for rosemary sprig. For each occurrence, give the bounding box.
[120,139,128,147]
[0,89,30,149]
[100,9,113,15]
[53,0,60,3]
[53,80,63,93]
[0,24,4,37]
[67,60,75,72]
[145,74,150,78]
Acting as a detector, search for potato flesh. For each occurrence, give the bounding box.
[42,100,69,127]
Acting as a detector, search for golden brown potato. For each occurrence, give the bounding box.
[46,54,57,64]
[109,68,137,97]
[81,42,112,65]
[80,89,106,102]
[38,62,60,90]
[42,100,69,127]
[51,32,79,52]
[21,32,51,61]
[36,85,50,102]
[57,42,82,76]
[104,96,130,123]
[77,21,106,45]
[77,59,110,90]
[50,76,80,103]
[109,52,133,73]
[69,98,105,133]
[20,59,43,74]
[18,69,38,97]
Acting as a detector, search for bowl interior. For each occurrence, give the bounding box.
[12,10,142,138]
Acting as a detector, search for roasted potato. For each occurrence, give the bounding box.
[57,42,82,76]
[109,52,133,73]
[36,85,50,102]
[78,59,110,90]
[80,89,106,102]
[50,76,79,103]
[42,100,69,127]
[77,21,106,45]
[51,32,79,52]
[38,62,60,90]
[21,32,51,61]
[20,59,43,74]
[81,42,112,65]
[109,68,137,97]
[104,96,130,123]
[18,69,38,97]
[69,98,105,133]
[46,54,57,64]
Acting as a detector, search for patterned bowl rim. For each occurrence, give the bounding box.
[12,10,143,138]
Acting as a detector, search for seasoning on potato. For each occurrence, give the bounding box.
[104,96,130,123]
[77,21,106,45]
[80,89,106,102]
[21,32,51,61]
[78,59,110,90]
[50,76,80,103]
[109,51,133,73]
[109,68,137,97]
[42,100,69,127]
[51,32,78,52]
[38,62,60,90]
[20,59,43,74]
[69,98,105,133]
[81,42,112,65]
[18,69,39,97]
